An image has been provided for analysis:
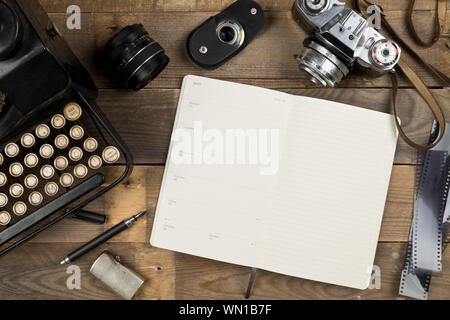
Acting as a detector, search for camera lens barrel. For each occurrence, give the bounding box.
[298,39,350,87]
[216,21,245,48]
[104,24,169,90]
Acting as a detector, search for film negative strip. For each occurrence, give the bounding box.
[440,160,450,248]
[399,122,449,300]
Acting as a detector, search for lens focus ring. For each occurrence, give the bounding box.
[104,24,170,90]
[297,41,349,88]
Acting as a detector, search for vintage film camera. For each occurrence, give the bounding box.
[292,0,401,87]
[0,0,133,255]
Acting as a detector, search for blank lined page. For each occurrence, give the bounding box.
[150,75,292,267]
[151,76,398,290]
[259,96,398,289]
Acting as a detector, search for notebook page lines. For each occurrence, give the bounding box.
[259,96,398,289]
[151,75,292,268]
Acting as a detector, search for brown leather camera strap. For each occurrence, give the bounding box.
[408,0,447,47]
[354,0,448,150]
[391,61,446,150]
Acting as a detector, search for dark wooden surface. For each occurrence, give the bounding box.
[0,0,449,300]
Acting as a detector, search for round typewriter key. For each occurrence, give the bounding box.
[13,202,27,216]
[74,164,88,179]
[0,193,8,207]
[21,133,35,148]
[24,153,39,168]
[88,155,102,170]
[0,173,6,187]
[24,174,39,189]
[60,173,74,188]
[0,212,11,226]
[54,156,68,171]
[10,183,24,198]
[36,124,51,139]
[0,154,3,165]
[64,102,82,121]
[84,138,98,153]
[70,125,84,140]
[45,182,59,196]
[55,134,69,149]
[69,147,83,162]
[40,165,55,180]
[103,146,120,164]
[5,143,19,157]
[29,191,43,206]
[9,162,23,177]
[51,114,66,129]
[40,144,54,159]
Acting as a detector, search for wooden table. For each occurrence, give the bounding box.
[0,0,449,300]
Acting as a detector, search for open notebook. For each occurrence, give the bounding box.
[151,75,398,290]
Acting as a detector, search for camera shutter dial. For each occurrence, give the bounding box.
[0,2,22,60]
[369,39,400,70]
[303,0,329,15]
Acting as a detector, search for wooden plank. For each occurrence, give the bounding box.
[0,242,448,299]
[0,242,175,300]
[42,10,449,89]
[91,88,448,165]
[39,0,443,13]
[0,164,415,244]
[2,0,446,301]
[174,242,450,300]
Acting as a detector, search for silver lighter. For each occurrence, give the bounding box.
[90,251,145,300]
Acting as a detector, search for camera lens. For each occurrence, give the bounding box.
[219,26,236,43]
[0,2,22,60]
[104,24,169,90]
[298,39,349,87]
[216,21,245,48]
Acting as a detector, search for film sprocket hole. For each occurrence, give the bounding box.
[187,0,265,70]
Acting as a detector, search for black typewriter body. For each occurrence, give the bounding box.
[0,0,133,256]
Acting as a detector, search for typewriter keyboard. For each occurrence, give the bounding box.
[0,101,125,244]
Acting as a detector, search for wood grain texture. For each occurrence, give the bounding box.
[0,0,448,300]
[40,2,450,89]
[39,0,447,13]
[0,242,448,300]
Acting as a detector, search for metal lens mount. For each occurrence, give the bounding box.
[298,40,349,87]
[216,21,245,48]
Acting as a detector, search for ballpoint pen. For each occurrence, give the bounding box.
[60,211,147,265]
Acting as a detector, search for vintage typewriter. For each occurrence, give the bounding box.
[0,0,133,256]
